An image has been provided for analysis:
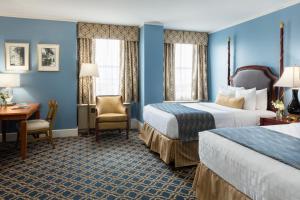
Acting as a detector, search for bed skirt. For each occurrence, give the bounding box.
[139,123,199,167]
[193,162,251,200]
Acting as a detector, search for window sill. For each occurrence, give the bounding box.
[77,102,131,106]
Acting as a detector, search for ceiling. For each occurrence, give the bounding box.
[0,0,299,32]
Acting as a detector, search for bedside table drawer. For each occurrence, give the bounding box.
[260,117,291,126]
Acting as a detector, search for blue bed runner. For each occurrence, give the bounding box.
[150,103,215,141]
[210,126,300,170]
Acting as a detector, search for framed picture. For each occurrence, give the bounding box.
[5,42,29,71]
[37,44,60,71]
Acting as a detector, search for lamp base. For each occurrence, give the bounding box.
[288,89,300,115]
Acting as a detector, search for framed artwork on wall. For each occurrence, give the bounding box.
[37,44,60,71]
[5,42,30,71]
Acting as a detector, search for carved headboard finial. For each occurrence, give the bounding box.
[280,21,284,29]
[227,36,231,85]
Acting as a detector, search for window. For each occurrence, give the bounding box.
[95,39,121,96]
[174,43,193,100]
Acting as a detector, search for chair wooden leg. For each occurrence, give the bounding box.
[15,131,20,148]
[1,120,7,143]
[126,120,129,139]
[126,130,129,139]
[95,121,99,142]
[48,130,55,149]
[95,129,100,142]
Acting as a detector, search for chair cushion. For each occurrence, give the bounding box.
[97,113,127,122]
[96,122,127,130]
[96,96,126,114]
[27,119,50,131]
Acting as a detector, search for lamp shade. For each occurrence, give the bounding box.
[274,66,300,89]
[0,74,20,88]
[79,63,99,77]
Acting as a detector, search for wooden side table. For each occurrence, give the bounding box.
[260,116,300,126]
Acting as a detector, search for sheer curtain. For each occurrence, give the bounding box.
[95,39,121,96]
[174,43,193,101]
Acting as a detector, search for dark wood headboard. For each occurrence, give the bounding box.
[230,66,278,110]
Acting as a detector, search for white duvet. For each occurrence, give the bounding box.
[143,102,275,139]
[199,123,300,200]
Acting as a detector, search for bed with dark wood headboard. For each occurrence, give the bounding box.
[229,65,278,110]
[226,38,278,111]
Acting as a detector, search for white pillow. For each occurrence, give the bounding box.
[256,88,268,110]
[218,86,244,97]
[235,88,256,110]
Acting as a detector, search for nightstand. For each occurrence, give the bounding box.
[260,116,300,126]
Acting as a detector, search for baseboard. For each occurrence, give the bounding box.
[52,128,78,138]
[137,120,143,132]
[130,118,138,129]
[0,128,78,142]
[0,119,139,142]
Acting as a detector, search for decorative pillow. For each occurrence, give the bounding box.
[256,88,268,110]
[218,86,245,97]
[235,88,256,110]
[215,94,245,109]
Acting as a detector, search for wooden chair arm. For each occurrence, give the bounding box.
[95,106,99,117]
[125,107,129,117]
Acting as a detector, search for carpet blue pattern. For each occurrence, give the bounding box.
[0,131,196,199]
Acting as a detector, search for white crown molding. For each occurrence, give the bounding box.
[210,0,300,34]
[2,1,300,33]
[0,14,77,23]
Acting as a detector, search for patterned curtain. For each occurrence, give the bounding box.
[78,22,139,41]
[78,38,95,104]
[164,29,208,101]
[77,22,139,104]
[164,29,208,45]
[164,43,175,101]
[191,45,208,100]
[120,41,139,103]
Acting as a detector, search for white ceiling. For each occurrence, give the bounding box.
[0,0,299,32]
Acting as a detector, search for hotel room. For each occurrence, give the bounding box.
[0,0,300,199]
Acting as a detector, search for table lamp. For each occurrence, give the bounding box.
[0,73,20,105]
[274,66,300,115]
[79,63,99,134]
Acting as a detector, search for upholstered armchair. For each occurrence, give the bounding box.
[95,95,129,141]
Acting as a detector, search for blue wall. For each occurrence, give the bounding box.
[208,3,300,101]
[0,17,77,129]
[138,24,164,121]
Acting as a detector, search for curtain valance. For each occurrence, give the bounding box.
[78,22,139,41]
[164,29,208,45]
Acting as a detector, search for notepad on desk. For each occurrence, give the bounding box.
[12,103,30,109]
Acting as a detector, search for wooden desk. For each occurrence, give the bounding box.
[0,103,40,159]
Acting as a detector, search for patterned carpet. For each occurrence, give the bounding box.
[0,131,196,199]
